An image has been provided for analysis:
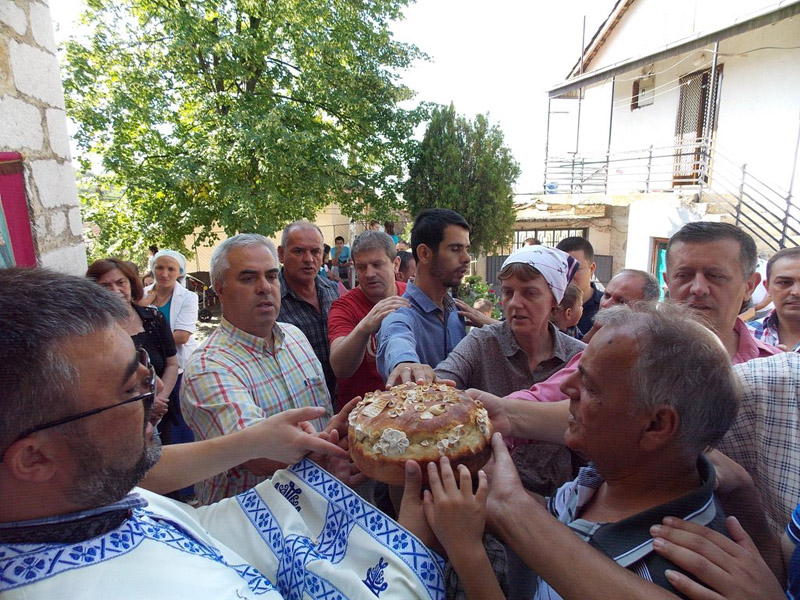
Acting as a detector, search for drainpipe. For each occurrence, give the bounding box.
[700,41,720,198]
[605,76,615,193]
[781,109,800,247]
[575,16,586,157]
[544,98,552,192]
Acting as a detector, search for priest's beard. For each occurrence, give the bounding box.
[66,433,163,508]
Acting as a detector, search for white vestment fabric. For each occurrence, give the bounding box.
[1,459,445,599]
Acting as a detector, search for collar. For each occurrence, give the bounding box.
[279,268,335,301]
[219,316,284,354]
[580,456,719,567]
[765,309,780,329]
[734,317,780,363]
[0,493,147,544]
[496,320,566,360]
[405,282,456,315]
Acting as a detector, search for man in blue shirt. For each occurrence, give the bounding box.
[376,208,471,386]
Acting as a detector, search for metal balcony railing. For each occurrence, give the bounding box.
[543,140,799,250]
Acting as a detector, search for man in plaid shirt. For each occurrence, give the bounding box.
[182,234,333,504]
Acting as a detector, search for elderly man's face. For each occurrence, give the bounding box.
[599,272,646,309]
[560,324,649,466]
[666,239,758,333]
[279,227,324,287]
[218,244,281,338]
[61,325,160,508]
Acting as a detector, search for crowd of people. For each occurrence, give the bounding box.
[2,208,800,600]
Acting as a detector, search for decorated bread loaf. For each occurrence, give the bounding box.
[348,382,493,485]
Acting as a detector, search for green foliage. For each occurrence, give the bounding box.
[456,274,501,319]
[63,0,428,256]
[404,103,520,257]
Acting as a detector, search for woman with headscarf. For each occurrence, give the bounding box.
[434,245,587,600]
[141,249,199,445]
[87,258,174,427]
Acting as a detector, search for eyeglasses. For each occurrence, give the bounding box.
[12,348,156,443]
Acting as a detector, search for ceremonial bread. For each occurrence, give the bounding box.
[348,382,493,485]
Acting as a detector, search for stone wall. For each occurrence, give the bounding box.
[0,0,86,274]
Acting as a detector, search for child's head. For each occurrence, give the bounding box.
[142,271,155,287]
[473,298,494,317]
[551,283,584,330]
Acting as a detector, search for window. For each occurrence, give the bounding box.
[631,76,655,110]
[513,228,587,250]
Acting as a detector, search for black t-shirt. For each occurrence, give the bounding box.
[130,303,177,378]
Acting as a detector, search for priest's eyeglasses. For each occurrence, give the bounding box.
[12,348,156,443]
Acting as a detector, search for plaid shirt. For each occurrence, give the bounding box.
[278,269,339,403]
[747,310,800,352]
[181,318,332,504]
[717,352,800,535]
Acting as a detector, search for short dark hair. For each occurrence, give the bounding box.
[87,258,145,301]
[351,230,395,261]
[397,250,414,274]
[667,222,757,277]
[556,236,594,263]
[409,209,470,262]
[148,244,158,254]
[334,235,345,244]
[766,247,800,282]
[615,269,660,302]
[0,268,128,454]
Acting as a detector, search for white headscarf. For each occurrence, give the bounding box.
[152,249,187,276]
[501,245,579,304]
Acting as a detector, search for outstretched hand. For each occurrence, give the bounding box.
[423,457,488,555]
[385,362,436,387]
[483,432,529,531]
[465,389,511,437]
[244,406,349,465]
[454,298,499,328]
[651,516,785,600]
[398,460,440,552]
[360,296,410,334]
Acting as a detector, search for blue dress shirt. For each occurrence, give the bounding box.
[376,282,466,379]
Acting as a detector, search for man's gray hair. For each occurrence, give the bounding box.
[595,303,739,457]
[0,268,129,453]
[210,234,277,292]
[616,269,660,302]
[351,230,396,261]
[280,220,323,249]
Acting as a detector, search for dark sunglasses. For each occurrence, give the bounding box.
[11,348,156,444]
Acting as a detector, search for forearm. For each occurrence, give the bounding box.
[141,429,262,493]
[506,398,569,444]
[329,326,371,379]
[160,362,179,397]
[494,495,676,599]
[173,329,191,345]
[447,551,505,600]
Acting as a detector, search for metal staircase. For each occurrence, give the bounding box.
[543,140,799,251]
